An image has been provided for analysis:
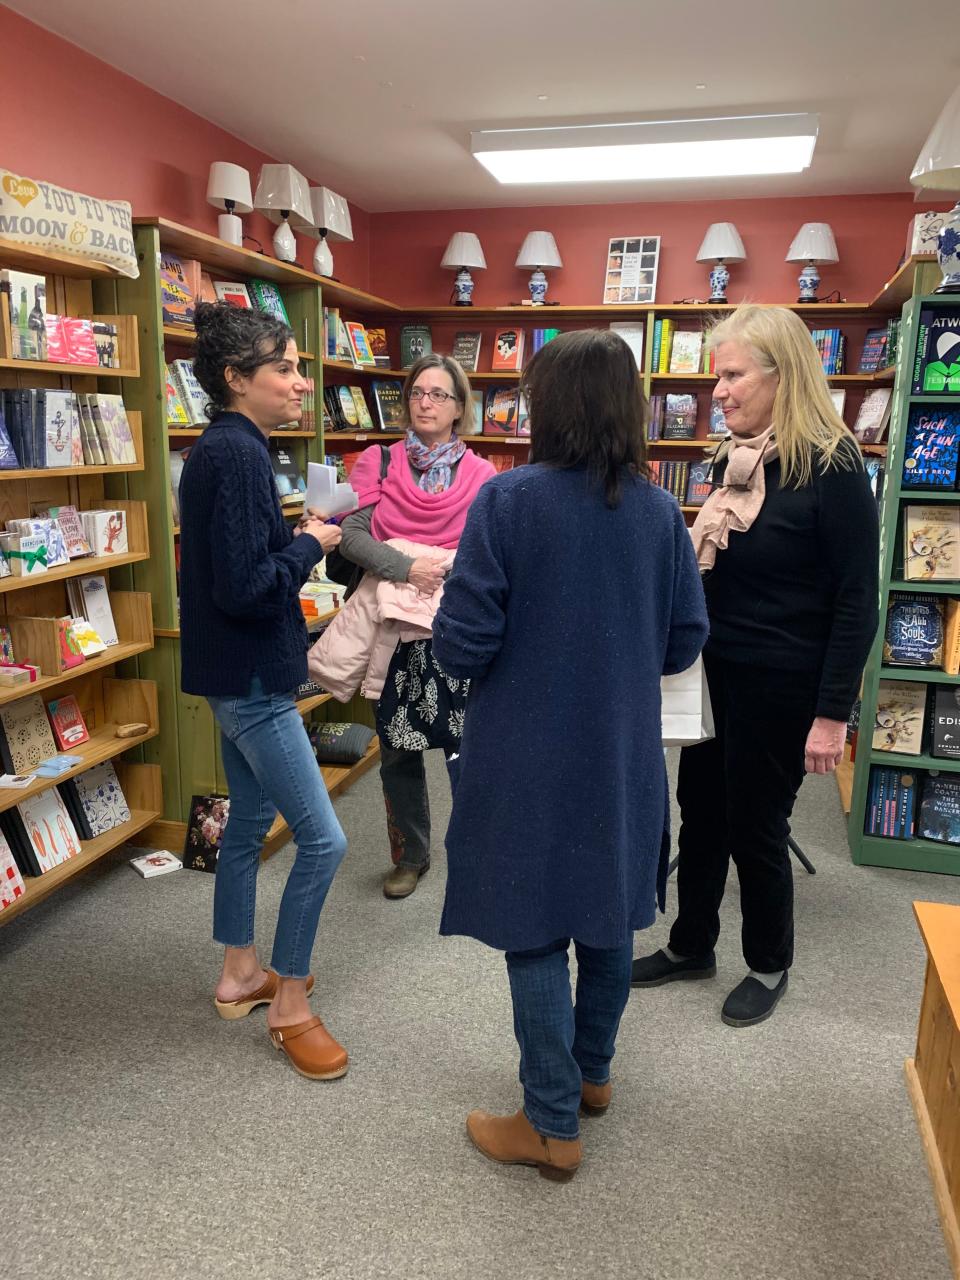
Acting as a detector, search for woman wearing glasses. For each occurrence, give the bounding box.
[337,354,495,898]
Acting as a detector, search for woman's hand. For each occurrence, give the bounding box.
[804,716,846,774]
[296,512,342,554]
[407,556,447,594]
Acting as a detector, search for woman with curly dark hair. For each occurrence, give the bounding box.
[179,302,349,1082]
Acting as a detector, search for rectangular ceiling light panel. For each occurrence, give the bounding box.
[470,114,819,184]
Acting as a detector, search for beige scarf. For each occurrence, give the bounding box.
[690,425,778,571]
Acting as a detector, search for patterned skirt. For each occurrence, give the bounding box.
[375,638,469,755]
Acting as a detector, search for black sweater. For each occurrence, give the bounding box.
[179,412,323,697]
[702,440,879,721]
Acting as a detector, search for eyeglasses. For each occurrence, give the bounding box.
[409,387,458,405]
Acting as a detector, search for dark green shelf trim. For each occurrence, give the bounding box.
[887,580,960,593]
[909,395,960,404]
[869,750,960,771]
[854,834,960,875]
[878,666,959,684]
[896,489,960,501]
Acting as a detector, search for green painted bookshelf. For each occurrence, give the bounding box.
[847,261,960,875]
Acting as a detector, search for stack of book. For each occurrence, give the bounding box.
[323,385,376,433]
[864,766,917,839]
[648,459,690,501]
[810,328,845,375]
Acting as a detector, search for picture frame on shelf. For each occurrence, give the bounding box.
[603,236,660,305]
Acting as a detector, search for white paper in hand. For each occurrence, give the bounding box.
[305,463,359,518]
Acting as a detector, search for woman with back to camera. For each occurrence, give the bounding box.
[632,304,879,1027]
[179,302,350,1082]
[333,353,494,900]
[431,329,708,1181]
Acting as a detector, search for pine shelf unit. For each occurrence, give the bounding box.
[113,218,377,854]
[846,268,960,875]
[0,239,163,924]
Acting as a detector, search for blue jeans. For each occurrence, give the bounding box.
[207,677,347,978]
[505,937,634,1140]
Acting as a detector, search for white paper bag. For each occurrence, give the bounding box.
[661,656,714,746]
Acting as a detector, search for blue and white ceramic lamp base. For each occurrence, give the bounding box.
[935,201,960,293]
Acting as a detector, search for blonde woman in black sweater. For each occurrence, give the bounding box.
[632,305,879,1027]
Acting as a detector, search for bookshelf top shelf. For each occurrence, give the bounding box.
[135,217,322,289]
[0,237,123,280]
[870,254,938,311]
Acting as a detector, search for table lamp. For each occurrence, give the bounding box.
[206,163,253,247]
[786,223,838,303]
[696,223,746,303]
[910,84,960,292]
[441,233,487,304]
[307,187,354,278]
[515,231,562,304]
[253,164,313,263]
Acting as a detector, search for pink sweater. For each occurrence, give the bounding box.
[350,440,494,548]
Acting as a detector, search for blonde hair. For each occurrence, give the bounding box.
[707,304,860,487]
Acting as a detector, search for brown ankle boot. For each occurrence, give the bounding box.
[466,1109,581,1182]
[580,1080,612,1116]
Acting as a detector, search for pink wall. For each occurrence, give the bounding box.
[370,194,927,307]
[0,5,371,287]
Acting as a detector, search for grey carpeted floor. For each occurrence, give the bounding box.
[2,751,958,1280]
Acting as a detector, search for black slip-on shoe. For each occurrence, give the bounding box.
[630,948,717,988]
[721,972,788,1027]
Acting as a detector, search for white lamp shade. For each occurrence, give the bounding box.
[911,85,960,190]
[696,222,746,263]
[206,162,253,214]
[306,186,354,243]
[253,164,313,229]
[441,232,487,270]
[515,231,562,270]
[786,222,839,263]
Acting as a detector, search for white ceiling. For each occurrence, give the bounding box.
[10,0,960,212]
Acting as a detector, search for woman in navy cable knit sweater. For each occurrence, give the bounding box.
[179,302,349,1083]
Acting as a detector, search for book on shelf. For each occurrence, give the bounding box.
[486,454,515,474]
[46,695,90,750]
[647,394,664,441]
[918,772,960,845]
[450,332,482,372]
[907,210,947,257]
[169,449,189,525]
[463,389,484,436]
[213,281,252,309]
[882,593,944,667]
[88,394,137,465]
[872,680,925,754]
[912,307,960,394]
[864,766,916,839]
[668,330,703,374]
[63,761,131,838]
[492,329,524,372]
[72,574,119,646]
[164,364,189,427]
[516,392,530,437]
[270,447,307,505]
[858,327,889,373]
[159,253,194,328]
[169,360,209,426]
[684,460,714,507]
[400,325,432,368]
[608,322,644,371]
[829,388,847,419]
[335,386,360,430]
[348,387,375,432]
[901,404,960,488]
[247,279,289,325]
[371,380,405,432]
[810,328,845,375]
[944,597,960,676]
[651,460,690,502]
[484,388,520,435]
[366,327,391,368]
[929,685,960,759]
[532,328,561,356]
[653,318,674,372]
[129,849,182,878]
[0,694,59,774]
[852,388,892,444]
[902,504,960,580]
[323,307,340,360]
[13,787,82,875]
[345,322,376,366]
[0,832,25,910]
[662,394,698,440]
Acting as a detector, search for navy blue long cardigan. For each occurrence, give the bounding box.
[433,463,708,953]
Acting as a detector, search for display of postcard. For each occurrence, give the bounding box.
[72,762,130,836]
[46,695,90,750]
[882,593,944,667]
[902,505,960,580]
[0,694,58,774]
[872,680,925,754]
[182,794,230,872]
[0,831,25,909]
[901,405,960,489]
[16,787,81,872]
[911,307,960,393]
[603,236,660,305]
[42,390,77,467]
[919,773,960,845]
[89,394,137,465]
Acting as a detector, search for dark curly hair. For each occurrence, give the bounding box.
[192,301,295,419]
[523,328,648,508]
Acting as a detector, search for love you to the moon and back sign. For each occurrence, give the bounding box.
[0,169,139,278]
